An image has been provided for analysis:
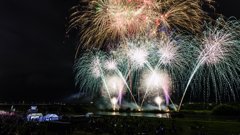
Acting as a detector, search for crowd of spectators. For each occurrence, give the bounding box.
[0,113,85,135]
[0,113,238,135]
[0,114,26,135]
[75,116,185,135]
[0,114,50,135]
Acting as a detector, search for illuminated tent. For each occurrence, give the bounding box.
[28,113,43,117]
[27,113,43,120]
[43,114,59,121]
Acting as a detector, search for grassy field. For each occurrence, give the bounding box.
[4,114,240,135]
[72,115,240,135]
[3,107,240,135]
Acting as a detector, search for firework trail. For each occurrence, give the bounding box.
[101,75,124,100]
[178,17,240,111]
[74,49,114,107]
[113,34,192,110]
[104,56,140,108]
[132,33,193,110]
[113,38,151,106]
[98,59,112,103]
[141,62,177,111]
[104,59,123,105]
[73,49,104,97]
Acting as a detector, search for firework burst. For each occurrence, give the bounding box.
[90,56,102,78]
[178,17,240,111]
[67,0,155,50]
[199,29,233,66]
[153,0,215,32]
[104,59,118,71]
[128,47,149,69]
[140,70,170,97]
[101,75,126,98]
[67,0,214,59]
[70,0,240,111]
[73,49,107,97]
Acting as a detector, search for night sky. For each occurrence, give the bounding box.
[0,0,240,103]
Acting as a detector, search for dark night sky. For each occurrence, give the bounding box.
[0,0,239,103]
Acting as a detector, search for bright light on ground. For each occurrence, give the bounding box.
[111,97,118,110]
[155,97,162,111]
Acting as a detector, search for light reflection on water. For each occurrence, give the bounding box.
[94,111,171,118]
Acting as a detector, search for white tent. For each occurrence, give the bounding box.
[27,113,43,121]
[43,114,59,121]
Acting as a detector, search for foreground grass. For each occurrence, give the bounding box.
[5,113,240,135]
[3,123,58,135]
[73,115,240,135]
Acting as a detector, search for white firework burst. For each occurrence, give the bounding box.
[199,29,234,66]
[128,47,149,69]
[158,40,178,65]
[104,59,117,70]
[90,56,102,78]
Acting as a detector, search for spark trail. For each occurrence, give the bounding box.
[178,23,237,111]
[177,58,205,111]
[141,61,177,111]
[115,68,139,109]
